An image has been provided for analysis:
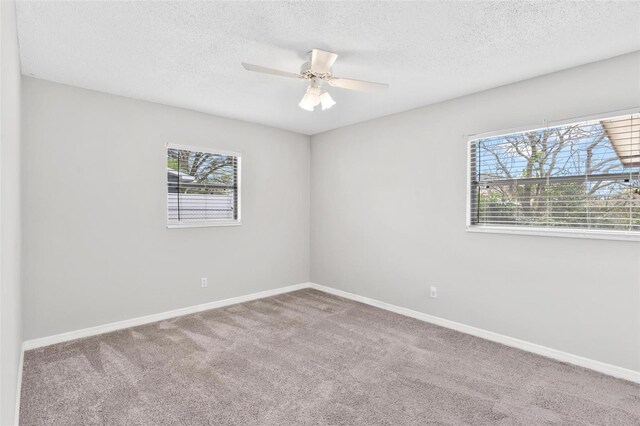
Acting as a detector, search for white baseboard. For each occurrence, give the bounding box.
[22,282,311,351]
[14,347,24,425]
[19,281,640,387]
[309,282,640,384]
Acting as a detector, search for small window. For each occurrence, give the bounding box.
[468,112,640,240]
[167,144,241,227]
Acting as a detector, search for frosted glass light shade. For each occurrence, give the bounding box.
[320,92,336,110]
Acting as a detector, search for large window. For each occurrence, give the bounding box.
[167,144,241,227]
[468,112,640,239]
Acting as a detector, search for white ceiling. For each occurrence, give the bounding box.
[15,1,640,135]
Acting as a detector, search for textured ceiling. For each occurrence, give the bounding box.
[15,1,640,135]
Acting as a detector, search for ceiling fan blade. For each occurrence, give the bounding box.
[328,77,389,93]
[241,63,303,79]
[310,49,338,74]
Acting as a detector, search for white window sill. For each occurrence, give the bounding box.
[167,221,241,229]
[466,225,640,242]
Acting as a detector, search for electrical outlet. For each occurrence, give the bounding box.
[201,277,208,288]
[430,286,437,298]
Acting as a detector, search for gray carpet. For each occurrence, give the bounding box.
[20,289,640,425]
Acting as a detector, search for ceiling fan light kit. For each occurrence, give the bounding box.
[242,48,388,112]
[298,79,336,112]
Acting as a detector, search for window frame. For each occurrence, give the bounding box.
[465,108,640,242]
[166,143,242,229]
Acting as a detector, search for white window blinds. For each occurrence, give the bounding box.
[469,113,640,234]
[167,144,240,226]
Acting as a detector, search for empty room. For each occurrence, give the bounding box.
[1,0,640,425]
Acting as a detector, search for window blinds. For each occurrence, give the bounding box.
[167,145,240,225]
[469,113,640,233]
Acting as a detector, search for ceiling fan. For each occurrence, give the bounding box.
[242,48,388,112]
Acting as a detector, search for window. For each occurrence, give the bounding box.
[167,144,241,227]
[468,112,640,240]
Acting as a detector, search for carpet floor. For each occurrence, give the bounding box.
[20,289,640,425]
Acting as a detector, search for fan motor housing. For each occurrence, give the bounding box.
[300,62,332,80]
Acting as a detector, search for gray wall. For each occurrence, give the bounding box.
[311,52,640,372]
[22,77,310,340]
[18,49,640,379]
[1,1,23,424]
